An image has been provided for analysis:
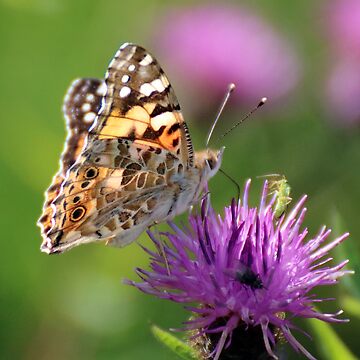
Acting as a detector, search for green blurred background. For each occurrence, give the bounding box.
[1,0,359,359]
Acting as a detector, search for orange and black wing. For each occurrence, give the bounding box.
[89,43,194,167]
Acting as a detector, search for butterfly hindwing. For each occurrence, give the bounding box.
[42,140,178,252]
[38,78,104,239]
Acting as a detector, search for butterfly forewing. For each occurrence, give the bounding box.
[89,43,194,167]
[62,78,105,172]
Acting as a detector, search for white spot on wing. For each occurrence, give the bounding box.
[139,54,153,66]
[96,83,107,96]
[119,86,131,98]
[140,83,155,97]
[128,64,136,72]
[121,75,130,83]
[86,94,95,102]
[84,112,96,123]
[151,111,177,130]
[151,78,166,93]
[82,103,91,112]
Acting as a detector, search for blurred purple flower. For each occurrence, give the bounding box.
[154,5,300,106]
[127,180,351,359]
[326,58,360,127]
[327,0,360,57]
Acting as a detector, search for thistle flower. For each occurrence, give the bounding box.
[127,181,351,359]
[325,58,360,127]
[154,5,300,108]
[323,0,360,126]
[326,0,360,57]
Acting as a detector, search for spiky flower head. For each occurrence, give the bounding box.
[127,180,351,359]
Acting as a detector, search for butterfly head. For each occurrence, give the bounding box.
[196,146,225,180]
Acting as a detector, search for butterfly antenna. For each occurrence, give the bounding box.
[220,97,267,139]
[219,168,240,202]
[206,83,236,148]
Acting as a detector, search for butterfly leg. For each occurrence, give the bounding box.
[154,227,171,276]
[148,222,171,276]
[200,191,211,218]
[147,221,170,275]
[188,205,194,216]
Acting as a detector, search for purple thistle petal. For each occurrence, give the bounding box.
[282,326,317,360]
[310,232,350,260]
[128,180,351,359]
[261,319,278,360]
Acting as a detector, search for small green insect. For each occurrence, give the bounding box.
[263,174,292,219]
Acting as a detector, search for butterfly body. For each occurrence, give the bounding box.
[38,43,223,254]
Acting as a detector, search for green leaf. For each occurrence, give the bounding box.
[307,318,358,360]
[342,296,360,320]
[150,324,199,360]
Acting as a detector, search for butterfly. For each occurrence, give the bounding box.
[38,43,224,254]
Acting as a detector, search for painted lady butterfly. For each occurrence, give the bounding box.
[38,43,224,254]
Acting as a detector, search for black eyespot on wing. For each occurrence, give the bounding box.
[81,181,91,188]
[70,206,86,222]
[73,196,81,203]
[85,167,98,179]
